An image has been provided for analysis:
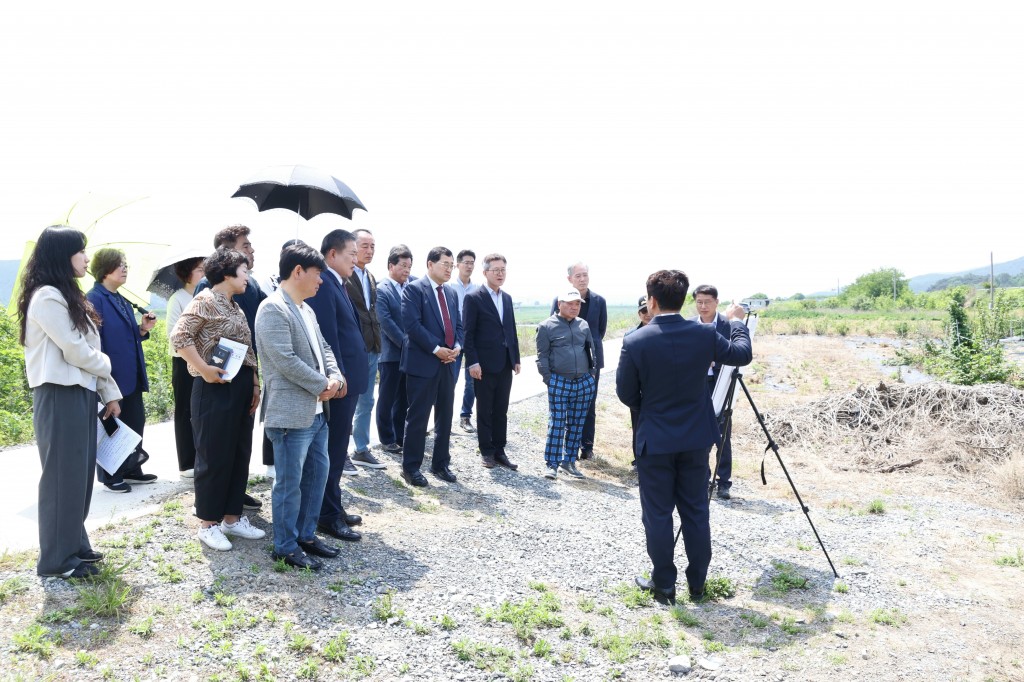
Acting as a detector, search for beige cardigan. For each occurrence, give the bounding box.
[24,286,122,404]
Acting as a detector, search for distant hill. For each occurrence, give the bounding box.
[908,256,1024,292]
[0,260,19,307]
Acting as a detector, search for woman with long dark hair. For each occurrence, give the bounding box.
[17,226,122,579]
[87,248,158,493]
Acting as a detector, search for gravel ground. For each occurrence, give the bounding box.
[3,340,1024,681]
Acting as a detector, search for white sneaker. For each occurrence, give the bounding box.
[198,524,233,551]
[180,469,195,479]
[265,465,277,479]
[221,516,266,540]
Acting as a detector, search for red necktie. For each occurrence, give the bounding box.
[437,285,455,348]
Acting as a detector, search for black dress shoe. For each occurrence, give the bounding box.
[495,451,519,471]
[317,522,362,542]
[431,466,457,483]
[272,551,323,571]
[580,449,594,460]
[78,550,104,563]
[401,470,429,487]
[298,537,340,558]
[242,493,263,510]
[344,514,363,527]
[635,575,676,605]
[481,455,497,469]
[559,461,585,478]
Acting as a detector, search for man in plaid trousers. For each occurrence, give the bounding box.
[535,290,597,479]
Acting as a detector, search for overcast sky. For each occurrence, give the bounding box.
[2,2,1022,304]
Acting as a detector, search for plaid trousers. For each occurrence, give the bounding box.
[544,373,597,467]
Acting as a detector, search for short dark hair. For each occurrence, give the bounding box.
[173,257,205,285]
[388,244,413,266]
[426,246,453,265]
[279,243,326,280]
[693,284,718,300]
[482,253,506,270]
[213,225,251,249]
[89,248,126,282]
[203,248,249,285]
[320,229,355,257]
[646,269,689,311]
[457,249,476,263]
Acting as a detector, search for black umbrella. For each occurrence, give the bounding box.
[231,164,367,220]
[146,247,208,300]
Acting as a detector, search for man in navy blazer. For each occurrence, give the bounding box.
[306,230,369,542]
[616,269,751,604]
[400,246,463,486]
[690,284,736,499]
[550,262,607,459]
[375,245,413,453]
[463,253,521,470]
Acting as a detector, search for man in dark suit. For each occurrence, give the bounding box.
[616,269,751,604]
[463,253,520,470]
[306,229,369,542]
[400,246,463,486]
[690,284,736,499]
[345,228,385,471]
[551,262,607,460]
[375,245,413,454]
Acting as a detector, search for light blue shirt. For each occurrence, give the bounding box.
[452,277,478,314]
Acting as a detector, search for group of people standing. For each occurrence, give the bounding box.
[19,222,750,603]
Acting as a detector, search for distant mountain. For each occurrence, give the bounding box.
[908,256,1024,292]
[0,260,19,307]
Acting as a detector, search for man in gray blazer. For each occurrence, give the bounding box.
[256,243,345,572]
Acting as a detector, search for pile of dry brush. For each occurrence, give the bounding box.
[764,381,1024,473]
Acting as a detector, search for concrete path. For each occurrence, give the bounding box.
[0,340,622,554]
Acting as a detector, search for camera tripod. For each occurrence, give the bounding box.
[679,363,840,578]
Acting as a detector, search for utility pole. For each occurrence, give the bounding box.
[990,252,995,310]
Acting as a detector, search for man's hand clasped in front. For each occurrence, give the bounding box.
[434,347,460,364]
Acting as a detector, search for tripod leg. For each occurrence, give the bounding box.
[738,377,840,578]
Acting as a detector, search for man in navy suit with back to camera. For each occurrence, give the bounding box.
[400,247,463,486]
[690,284,736,499]
[306,229,369,542]
[463,253,521,471]
[616,270,751,604]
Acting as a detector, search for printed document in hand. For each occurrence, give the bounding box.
[210,337,248,381]
[95,405,142,475]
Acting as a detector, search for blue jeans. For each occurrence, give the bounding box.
[352,352,380,451]
[454,354,475,419]
[267,414,329,556]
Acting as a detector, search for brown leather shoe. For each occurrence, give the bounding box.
[494,451,519,471]
[481,455,497,469]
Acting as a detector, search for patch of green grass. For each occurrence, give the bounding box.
[39,606,81,624]
[577,597,595,613]
[412,621,432,635]
[297,657,319,679]
[592,632,638,664]
[532,638,553,657]
[796,541,813,551]
[289,632,314,652]
[597,605,614,617]
[213,592,237,608]
[156,559,184,584]
[0,549,37,571]
[704,639,726,652]
[670,605,700,628]
[869,608,907,627]
[577,622,593,636]
[833,581,849,593]
[13,623,58,658]
[129,616,154,638]
[413,501,440,514]
[273,557,292,573]
[768,561,809,594]
[372,592,404,621]
[994,548,1023,567]
[351,655,376,678]
[866,499,886,514]
[322,631,349,662]
[559,626,573,640]
[75,650,99,667]
[612,582,653,609]
[827,652,849,666]
[480,592,563,643]
[0,576,28,604]
[451,638,517,672]
[837,609,855,623]
[779,616,805,635]
[76,563,134,618]
[528,580,549,592]
[740,612,770,628]
[702,575,737,601]
[841,556,864,567]
[435,614,458,631]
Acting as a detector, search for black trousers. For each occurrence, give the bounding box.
[581,368,600,452]
[376,360,407,447]
[97,389,146,485]
[34,383,96,576]
[474,358,513,458]
[403,367,456,473]
[172,356,196,471]
[635,447,712,594]
[319,392,357,525]
[191,366,254,521]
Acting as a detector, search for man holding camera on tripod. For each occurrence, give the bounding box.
[616,270,751,604]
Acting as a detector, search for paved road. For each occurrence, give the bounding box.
[0,340,622,553]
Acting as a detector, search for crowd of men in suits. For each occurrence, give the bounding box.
[177,225,753,600]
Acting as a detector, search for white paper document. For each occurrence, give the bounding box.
[211,337,248,381]
[96,408,143,476]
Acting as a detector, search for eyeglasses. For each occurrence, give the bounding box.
[119,264,129,271]
[487,269,507,275]
[459,260,475,266]
[436,262,455,270]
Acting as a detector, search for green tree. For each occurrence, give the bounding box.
[748,292,769,300]
[840,267,908,303]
